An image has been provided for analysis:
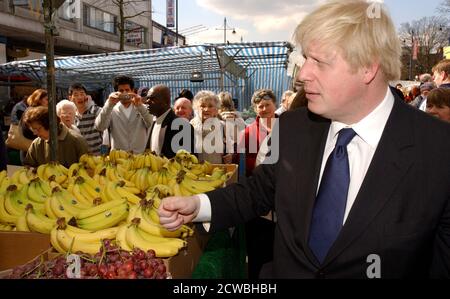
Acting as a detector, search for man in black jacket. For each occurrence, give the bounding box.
[145,85,194,158]
[157,0,450,278]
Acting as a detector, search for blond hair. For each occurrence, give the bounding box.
[218,91,235,112]
[294,0,401,81]
[193,90,219,112]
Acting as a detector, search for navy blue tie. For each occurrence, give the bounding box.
[308,128,357,263]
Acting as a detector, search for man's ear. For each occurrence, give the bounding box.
[362,62,380,84]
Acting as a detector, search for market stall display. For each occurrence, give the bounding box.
[0,149,237,278]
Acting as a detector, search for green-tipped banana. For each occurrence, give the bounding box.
[25,205,56,234]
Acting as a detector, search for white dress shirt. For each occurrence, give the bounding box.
[194,86,395,226]
[319,86,394,223]
[149,109,171,155]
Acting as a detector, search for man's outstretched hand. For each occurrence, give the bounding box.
[158,196,200,231]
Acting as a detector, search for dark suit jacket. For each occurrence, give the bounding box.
[147,110,195,159]
[206,95,450,278]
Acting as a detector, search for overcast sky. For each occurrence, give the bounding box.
[152,0,445,44]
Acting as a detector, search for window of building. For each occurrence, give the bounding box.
[125,21,146,46]
[83,4,117,34]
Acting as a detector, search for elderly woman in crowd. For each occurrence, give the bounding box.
[17,89,49,163]
[426,88,450,123]
[22,106,88,168]
[190,90,231,164]
[237,89,277,177]
[56,99,81,135]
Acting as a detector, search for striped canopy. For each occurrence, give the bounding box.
[0,42,294,109]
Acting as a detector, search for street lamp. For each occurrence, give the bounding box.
[216,17,236,44]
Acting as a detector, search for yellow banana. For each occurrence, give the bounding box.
[76,198,127,220]
[49,194,75,221]
[116,224,132,251]
[65,226,119,243]
[15,212,30,232]
[180,178,215,194]
[76,202,129,231]
[37,164,47,180]
[72,183,94,206]
[26,206,55,234]
[50,226,66,254]
[27,179,48,204]
[126,205,139,223]
[137,225,186,248]
[125,224,182,257]
[135,208,184,238]
[4,185,29,216]
[115,183,142,205]
[56,228,102,254]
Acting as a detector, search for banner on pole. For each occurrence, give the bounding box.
[167,0,175,28]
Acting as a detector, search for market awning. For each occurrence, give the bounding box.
[0,42,294,109]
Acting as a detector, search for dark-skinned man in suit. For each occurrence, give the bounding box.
[145,85,194,158]
[157,0,450,278]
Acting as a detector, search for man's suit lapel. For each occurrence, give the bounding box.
[322,99,416,266]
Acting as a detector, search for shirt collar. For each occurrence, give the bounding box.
[329,86,394,149]
[155,108,171,124]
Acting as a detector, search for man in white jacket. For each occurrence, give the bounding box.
[95,75,153,154]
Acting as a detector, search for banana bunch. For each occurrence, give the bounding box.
[129,167,152,192]
[51,218,118,254]
[24,204,56,234]
[76,197,129,231]
[68,176,101,205]
[147,167,173,188]
[0,189,19,224]
[95,163,140,194]
[10,167,36,186]
[129,201,193,239]
[79,153,105,172]
[37,162,69,187]
[108,149,130,164]
[131,152,167,172]
[46,186,90,221]
[27,177,52,204]
[167,169,227,196]
[175,149,199,166]
[103,181,142,205]
[4,184,45,218]
[116,219,187,257]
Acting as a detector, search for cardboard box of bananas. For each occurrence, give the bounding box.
[0,150,235,259]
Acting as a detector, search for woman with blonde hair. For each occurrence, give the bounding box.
[190,90,232,164]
